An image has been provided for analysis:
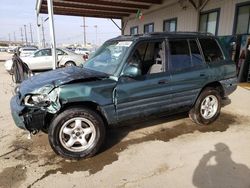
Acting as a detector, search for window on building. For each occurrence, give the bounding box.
[199,9,220,35]
[144,23,154,33]
[199,38,224,63]
[234,3,250,34]
[163,18,177,32]
[169,39,192,71]
[189,39,203,66]
[130,26,139,35]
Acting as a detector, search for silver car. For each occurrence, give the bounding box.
[5,48,85,72]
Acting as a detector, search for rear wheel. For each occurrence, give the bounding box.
[189,87,221,125]
[48,107,105,159]
[64,61,76,67]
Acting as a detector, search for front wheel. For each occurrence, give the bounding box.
[189,88,221,125]
[48,107,105,159]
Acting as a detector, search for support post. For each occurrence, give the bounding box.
[36,15,41,48]
[47,0,57,70]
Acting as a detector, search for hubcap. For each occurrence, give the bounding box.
[59,117,96,152]
[200,95,218,120]
[66,62,74,67]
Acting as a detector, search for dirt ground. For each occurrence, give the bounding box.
[0,52,250,188]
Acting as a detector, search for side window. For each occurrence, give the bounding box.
[189,40,203,66]
[199,38,224,63]
[169,39,191,71]
[34,50,42,57]
[57,49,65,55]
[127,41,164,75]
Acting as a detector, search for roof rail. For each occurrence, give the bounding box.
[144,31,214,36]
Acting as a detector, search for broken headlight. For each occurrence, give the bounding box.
[24,88,59,107]
[24,94,51,107]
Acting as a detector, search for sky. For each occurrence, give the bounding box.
[0,0,121,46]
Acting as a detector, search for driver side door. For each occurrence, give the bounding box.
[115,40,173,122]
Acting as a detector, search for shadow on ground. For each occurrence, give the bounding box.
[193,143,250,188]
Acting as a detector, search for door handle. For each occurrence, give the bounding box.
[200,73,206,77]
[158,79,168,84]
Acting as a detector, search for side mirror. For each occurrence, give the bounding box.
[122,64,141,78]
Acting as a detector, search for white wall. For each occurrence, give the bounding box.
[123,0,250,36]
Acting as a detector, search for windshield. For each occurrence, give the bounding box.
[83,40,132,75]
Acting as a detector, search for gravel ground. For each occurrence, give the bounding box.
[0,52,250,188]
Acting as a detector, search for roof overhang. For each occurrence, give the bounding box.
[36,0,163,19]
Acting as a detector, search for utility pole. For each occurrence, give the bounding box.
[8,33,11,44]
[94,25,98,47]
[41,17,46,48]
[24,24,28,45]
[13,32,16,42]
[80,17,88,47]
[29,23,33,44]
[20,27,23,44]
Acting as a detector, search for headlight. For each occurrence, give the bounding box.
[23,88,59,107]
[24,94,51,107]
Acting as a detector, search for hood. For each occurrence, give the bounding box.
[19,66,108,95]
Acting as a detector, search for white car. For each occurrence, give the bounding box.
[20,47,38,57]
[74,48,90,55]
[4,48,85,72]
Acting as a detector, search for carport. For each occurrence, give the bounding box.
[35,0,164,69]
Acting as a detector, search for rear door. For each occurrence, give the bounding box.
[115,40,172,121]
[168,38,209,110]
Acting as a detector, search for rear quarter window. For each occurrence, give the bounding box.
[199,38,224,63]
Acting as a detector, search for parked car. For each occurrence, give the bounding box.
[75,47,90,55]
[0,47,7,52]
[19,47,38,57]
[10,32,237,159]
[4,48,85,72]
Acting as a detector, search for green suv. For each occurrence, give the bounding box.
[10,32,237,159]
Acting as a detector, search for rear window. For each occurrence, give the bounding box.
[199,38,224,63]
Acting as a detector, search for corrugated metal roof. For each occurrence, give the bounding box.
[37,0,162,19]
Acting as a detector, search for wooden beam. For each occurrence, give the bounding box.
[199,0,210,11]
[60,0,150,9]
[42,2,137,14]
[188,0,198,10]
[124,0,162,4]
[40,10,122,19]
[40,7,128,18]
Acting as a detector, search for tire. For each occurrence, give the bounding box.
[48,107,105,159]
[189,87,221,125]
[64,61,76,67]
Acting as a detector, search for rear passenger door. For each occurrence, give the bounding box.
[168,38,209,109]
[199,38,227,80]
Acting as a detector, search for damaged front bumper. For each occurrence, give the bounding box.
[10,95,47,132]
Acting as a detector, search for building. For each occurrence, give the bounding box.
[36,0,250,82]
[123,0,250,37]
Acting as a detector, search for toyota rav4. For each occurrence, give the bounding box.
[10,32,237,159]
